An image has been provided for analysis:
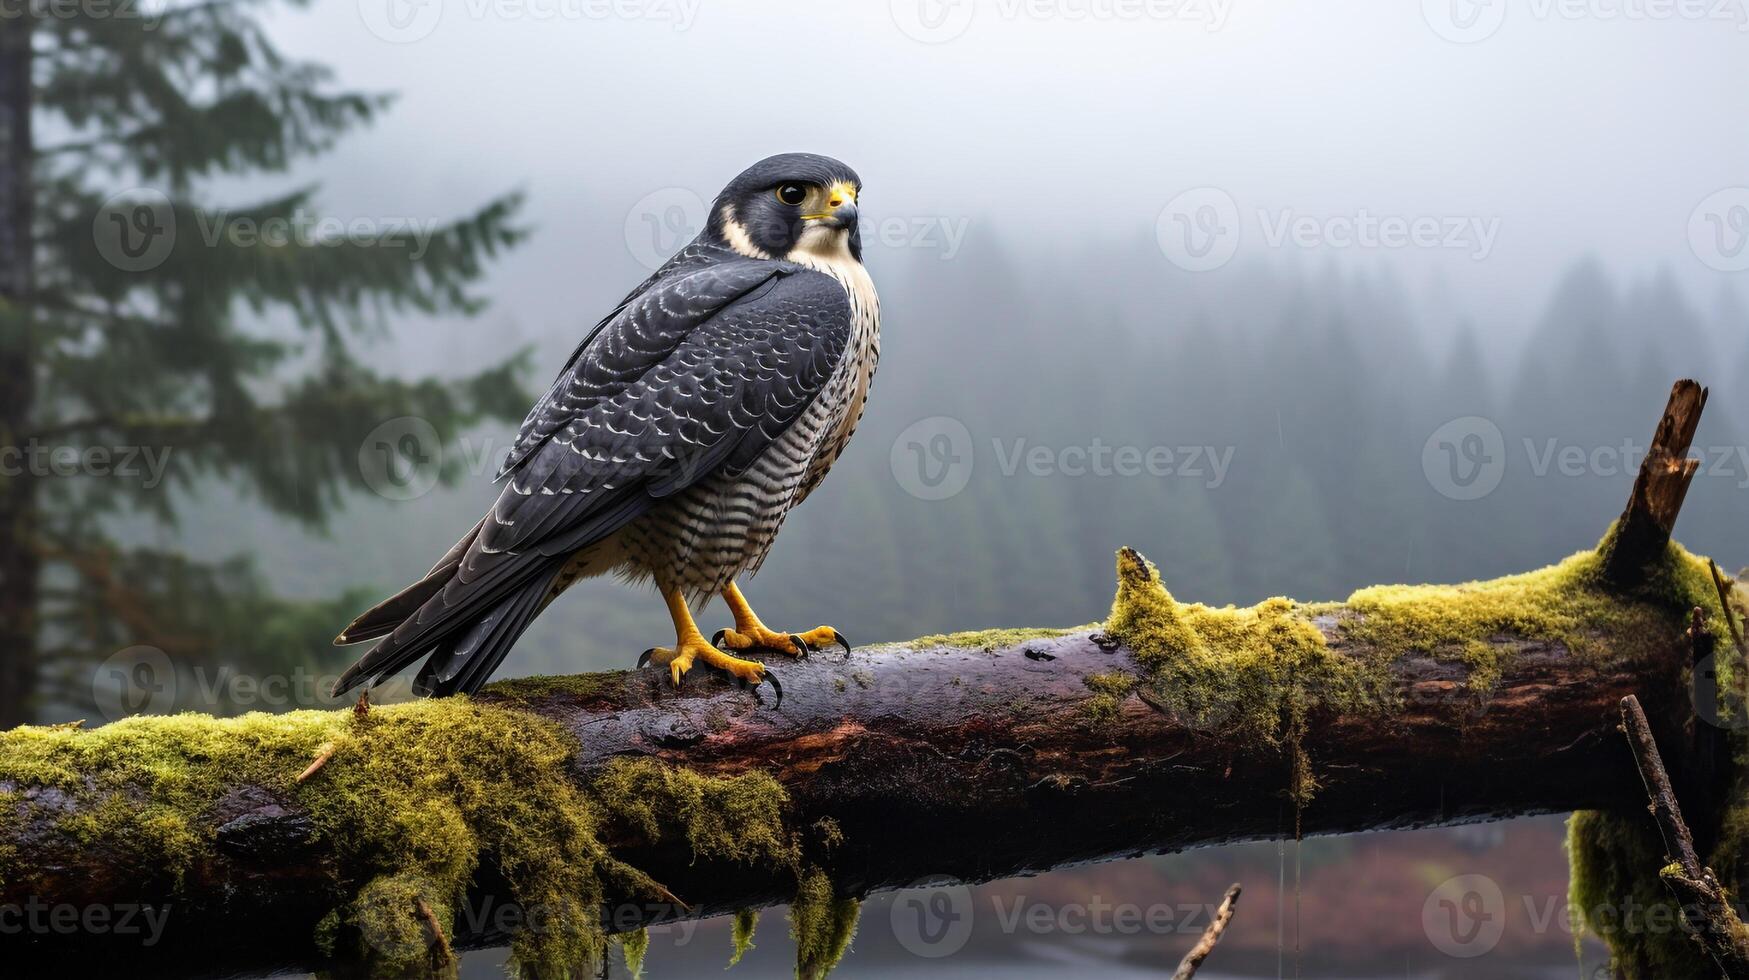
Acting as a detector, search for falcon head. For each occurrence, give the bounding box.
[707,152,863,263]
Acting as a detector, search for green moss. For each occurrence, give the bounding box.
[1339,532,1720,693]
[814,817,844,850]
[1084,672,1137,697]
[1106,547,1378,744]
[1080,672,1137,724]
[351,872,452,975]
[1565,809,1728,979]
[904,626,1085,652]
[789,866,859,980]
[0,698,804,978]
[1564,553,1749,979]
[729,908,759,966]
[618,927,649,979]
[479,671,626,703]
[1107,533,1723,743]
[1108,532,1725,811]
[591,757,794,867]
[1082,694,1120,724]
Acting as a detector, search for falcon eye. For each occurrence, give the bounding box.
[775,184,808,207]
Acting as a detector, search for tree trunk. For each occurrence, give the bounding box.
[0,13,38,729]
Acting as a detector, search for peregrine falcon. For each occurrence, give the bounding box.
[331,153,878,699]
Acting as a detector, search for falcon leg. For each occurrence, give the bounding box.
[712,581,850,657]
[639,586,769,688]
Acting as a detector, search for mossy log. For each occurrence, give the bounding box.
[2,380,1738,978]
[0,540,1731,977]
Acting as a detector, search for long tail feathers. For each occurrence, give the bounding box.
[333,572,451,645]
[413,565,564,697]
[330,558,565,699]
[333,520,485,645]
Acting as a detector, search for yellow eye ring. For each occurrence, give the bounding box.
[775,184,808,207]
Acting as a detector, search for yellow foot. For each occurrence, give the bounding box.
[712,624,849,658]
[638,637,778,694]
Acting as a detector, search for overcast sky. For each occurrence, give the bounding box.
[248,0,1749,368]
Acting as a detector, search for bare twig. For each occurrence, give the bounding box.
[1619,695,1749,980]
[295,741,337,784]
[1621,696,1702,874]
[1172,883,1241,980]
[1709,560,1745,655]
[414,896,454,964]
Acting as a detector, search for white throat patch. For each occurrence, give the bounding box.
[784,225,858,276]
[785,225,878,334]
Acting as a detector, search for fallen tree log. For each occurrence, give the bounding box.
[0,381,1740,979]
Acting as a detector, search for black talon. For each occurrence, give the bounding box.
[761,668,783,707]
[788,634,811,658]
[830,631,851,655]
[711,628,729,649]
[637,648,655,668]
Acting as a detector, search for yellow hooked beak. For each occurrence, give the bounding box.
[801,182,859,226]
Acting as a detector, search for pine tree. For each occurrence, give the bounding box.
[0,2,532,725]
